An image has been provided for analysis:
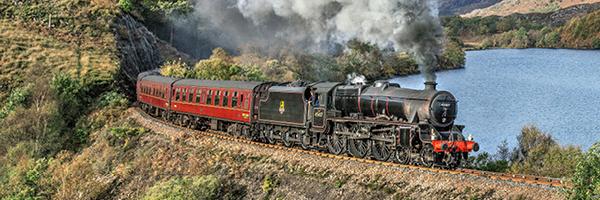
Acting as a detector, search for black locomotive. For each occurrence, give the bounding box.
[137,72,479,168]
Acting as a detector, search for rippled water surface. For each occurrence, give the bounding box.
[391,49,600,153]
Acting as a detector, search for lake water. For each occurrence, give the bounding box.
[391,49,600,153]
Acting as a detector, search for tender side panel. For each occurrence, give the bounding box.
[259,91,306,126]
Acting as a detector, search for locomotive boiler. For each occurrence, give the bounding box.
[333,81,457,128]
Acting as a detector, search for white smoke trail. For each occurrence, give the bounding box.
[184,0,443,82]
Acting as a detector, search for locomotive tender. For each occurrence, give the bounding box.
[137,71,479,167]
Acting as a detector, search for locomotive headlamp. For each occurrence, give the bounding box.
[467,134,473,141]
[473,143,480,152]
[431,134,438,141]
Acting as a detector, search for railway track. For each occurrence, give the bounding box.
[132,108,565,188]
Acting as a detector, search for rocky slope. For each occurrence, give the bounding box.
[464,0,600,17]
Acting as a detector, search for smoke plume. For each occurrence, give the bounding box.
[181,0,443,82]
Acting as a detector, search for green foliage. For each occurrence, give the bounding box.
[510,125,582,178]
[336,40,419,80]
[152,0,193,16]
[570,142,600,200]
[593,38,600,49]
[0,85,31,120]
[262,175,275,198]
[440,38,466,68]
[118,0,134,12]
[98,91,129,108]
[160,59,192,78]
[467,125,583,178]
[0,156,50,200]
[50,73,88,127]
[443,10,600,49]
[110,126,147,141]
[467,147,510,172]
[509,28,530,48]
[143,175,221,200]
[193,48,265,81]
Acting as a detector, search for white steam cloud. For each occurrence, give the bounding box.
[184,0,443,82]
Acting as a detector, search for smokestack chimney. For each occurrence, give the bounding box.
[424,82,437,90]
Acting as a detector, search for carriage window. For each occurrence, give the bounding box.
[223,91,229,107]
[175,88,181,101]
[215,90,221,106]
[188,89,194,102]
[206,90,213,105]
[184,88,189,102]
[195,90,202,103]
[232,91,238,107]
[240,94,246,109]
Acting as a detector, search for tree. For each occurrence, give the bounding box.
[193,48,265,81]
[440,38,465,68]
[510,125,582,178]
[160,59,190,78]
[570,142,600,199]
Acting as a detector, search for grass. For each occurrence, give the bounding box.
[0,0,120,101]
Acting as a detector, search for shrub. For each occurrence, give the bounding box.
[143,175,221,200]
[440,38,465,68]
[110,125,147,141]
[118,0,133,12]
[98,91,129,108]
[193,48,265,81]
[510,125,582,178]
[0,85,31,120]
[592,38,600,49]
[160,59,191,78]
[570,142,600,199]
[0,156,50,200]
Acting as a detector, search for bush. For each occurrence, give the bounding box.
[570,142,600,199]
[193,48,265,81]
[510,125,582,178]
[143,175,221,200]
[98,91,129,108]
[118,0,133,12]
[109,125,147,143]
[466,141,511,172]
[0,85,31,120]
[440,38,465,68]
[0,156,50,200]
[160,59,191,78]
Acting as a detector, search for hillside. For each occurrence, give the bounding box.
[444,4,600,49]
[464,0,600,17]
[439,0,501,16]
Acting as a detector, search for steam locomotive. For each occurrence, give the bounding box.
[137,71,479,168]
